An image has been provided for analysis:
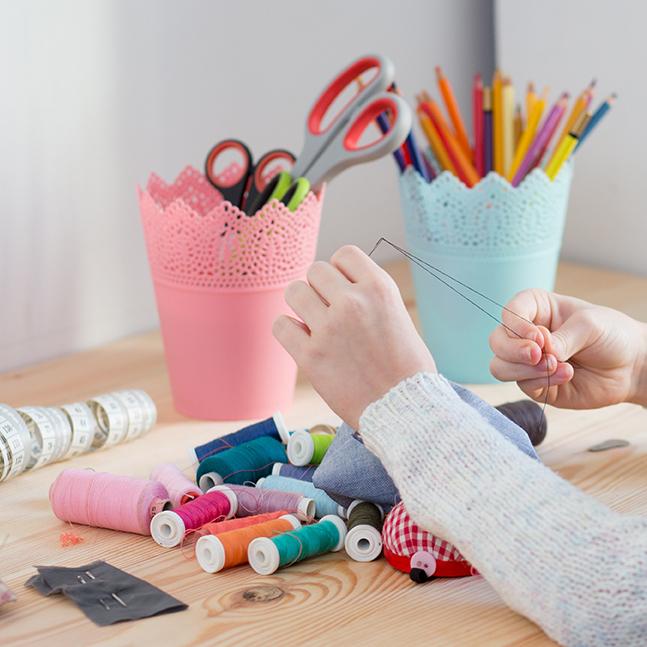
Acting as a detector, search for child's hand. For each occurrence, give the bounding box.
[489,289,647,408]
[273,245,436,429]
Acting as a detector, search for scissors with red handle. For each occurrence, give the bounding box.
[204,139,295,214]
[246,54,412,214]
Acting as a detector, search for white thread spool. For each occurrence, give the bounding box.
[112,389,157,440]
[247,514,347,576]
[59,402,96,458]
[87,394,129,448]
[0,404,32,479]
[195,513,301,573]
[18,406,72,469]
[150,488,238,548]
[343,500,384,562]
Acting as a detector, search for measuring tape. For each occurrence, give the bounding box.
[0,390,158,484]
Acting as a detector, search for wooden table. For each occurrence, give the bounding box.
[2,260,646,646]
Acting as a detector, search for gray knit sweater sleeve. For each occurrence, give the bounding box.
[359,372,647,647]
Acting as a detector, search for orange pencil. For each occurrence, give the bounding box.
[436,66,472,162]
[416,99,457,175]
[493,70,503,174]
[526,82,537,122]
[419,97,479,187]
[555,79,595,151]
[513,103,523,149]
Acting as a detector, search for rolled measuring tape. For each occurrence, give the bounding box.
[59,402,97,458]
[87,393,130,448]
[18,406,72,470]
[112,389,157,441]
[0,404,32,481]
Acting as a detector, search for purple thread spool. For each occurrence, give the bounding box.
[210,484,315,519]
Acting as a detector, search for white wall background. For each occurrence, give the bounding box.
[496,0,647,277]
[0,0,494,371]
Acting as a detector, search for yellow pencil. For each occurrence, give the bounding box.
[545,111,591,179]
[513,103,523,150]
[493,71,503,174]
[526,82,537,122]
[502,78,515,176]
[507,87,548,181]
[554,79,595,155]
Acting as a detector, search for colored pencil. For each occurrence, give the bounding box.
[419,98,479,187]
[545,112,591,179]
[525,82,537,122]
[391,83,428,179]
[376,112,406,172]
[513,104,523,150]
[493,70,503,174]
[473,74,484,177]
[436,66,472,162]
[421,151,438,181]
[556,79,595,151]
[532,92,570,169]
[502,78,515,176]
[507,87,547,181]
[417,99,456,175]
[512,92,569,186]
[575,93,616,150]
[482,86,493,175]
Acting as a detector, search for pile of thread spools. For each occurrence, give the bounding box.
[0,390,156,483]
[49,401,547,581]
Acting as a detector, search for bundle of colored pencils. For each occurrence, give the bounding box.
[413,67,616,188]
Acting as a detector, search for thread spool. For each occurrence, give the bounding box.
[197,511,289,540]
[151,463,202,507]
[256,475,345,518]
[210,484,315,519]
[287,430,334,466]
[272,462,315,482]
[0,404,32,480]
[59,402,97,458]
[496,399,547,446]
[344,500,384,562]
[248,515,347,575]
[18,406,72,469]
[191,412,291,464]
[196,436,287,490]
[49,469,170,535]
[196,514,301,573]
[150,489,237,547]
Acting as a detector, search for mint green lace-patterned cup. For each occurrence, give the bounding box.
[399,164,573,383]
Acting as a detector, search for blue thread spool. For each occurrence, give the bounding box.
[271,463,315,482]
[247,515,347,575]
[256,475,345,518]
[399,165,573,383]
[190,413,290,464]
[196,437,287,490]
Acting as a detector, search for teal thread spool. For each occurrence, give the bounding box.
[286,430,334,466]
[256,474,345,518]
[399,164,573,383]
[248,515,347,575]
[344,500,384,562]
[197,436,287,491]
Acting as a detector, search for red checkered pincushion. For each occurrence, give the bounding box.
[382,502,476,581]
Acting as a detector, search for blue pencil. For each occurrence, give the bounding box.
[376,112,407,172]
[575,93,616,151]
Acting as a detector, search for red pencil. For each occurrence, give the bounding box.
[473,74,484,177]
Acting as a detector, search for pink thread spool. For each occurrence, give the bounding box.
[49,469,170,535]
[150,489,237,548]
[211,484,315,520]
[150,463,202,508]
[138,166,323,420]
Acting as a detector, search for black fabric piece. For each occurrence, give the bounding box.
[25,560,187,626]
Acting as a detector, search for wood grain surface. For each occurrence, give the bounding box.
[1,260,646,647]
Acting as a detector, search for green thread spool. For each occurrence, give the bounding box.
[197,436,287,490]
[287,430,334,466]
[344,500,384,562]
[248,515,347,575]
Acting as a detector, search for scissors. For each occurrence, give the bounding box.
[204,139,295,215]
[246,54,412,214]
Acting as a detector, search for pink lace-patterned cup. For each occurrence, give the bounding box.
[138,166,323,420]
